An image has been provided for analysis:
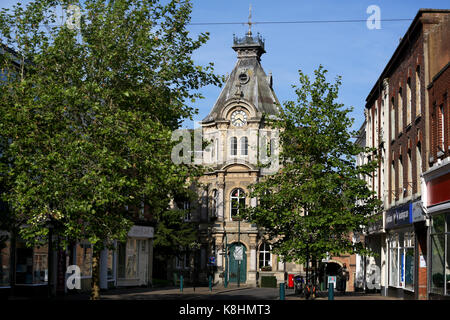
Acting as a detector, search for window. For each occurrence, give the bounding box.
[416,66,421,116]
[230,137,237,156]
[391,97,395,141]
[118,239,137,279]
[398,87,403,132]
[391,160,395,201]
[389,233,399,287]
[389,231,415,290]
[215,138,219,161]
[374,106,378,146]
[210,189,218,218]
[430,214,450,296]
[211,139,215,162]
[175,252,189,270]
[240,137,248,156]
[407,77,412,125]
[398,155,403,199]
[259,242,272,269]
[230,188,246,219]
[183,200,192,221]
[440,104,444,151]
[416,143,422,194]
[407,150,412,196]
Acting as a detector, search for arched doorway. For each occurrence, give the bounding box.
[226,242,247,283]
[319,261,342,289]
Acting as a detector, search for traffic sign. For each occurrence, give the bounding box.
[233,246,243,261]
[328,275,336,288]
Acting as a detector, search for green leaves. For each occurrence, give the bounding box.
[242,66,381,264]
[0,1,217,253]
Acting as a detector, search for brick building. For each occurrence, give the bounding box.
[363,9,450,300]
[422,10,450,300]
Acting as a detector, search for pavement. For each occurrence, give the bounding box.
[7,284,403,300]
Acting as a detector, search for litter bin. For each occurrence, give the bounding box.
[288,274,294,288]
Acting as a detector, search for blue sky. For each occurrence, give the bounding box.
[186,0,449,131]
[2,1,449,132]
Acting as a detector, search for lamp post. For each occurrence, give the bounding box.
[237,217,240,288]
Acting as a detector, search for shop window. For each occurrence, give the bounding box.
[107,250,114,281]
[430,214,450,296]
[118,239,138,279]
[431,234,445,295]
[389,231,414,290]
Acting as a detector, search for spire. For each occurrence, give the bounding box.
[232,5,265,60]
[247,4,252,37]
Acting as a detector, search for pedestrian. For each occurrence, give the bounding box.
[339,263,349,294]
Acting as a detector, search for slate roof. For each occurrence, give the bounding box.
[202,33,280,123]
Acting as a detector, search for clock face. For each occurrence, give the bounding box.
[231,110,247,127]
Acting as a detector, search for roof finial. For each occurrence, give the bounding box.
[247,4,252,37]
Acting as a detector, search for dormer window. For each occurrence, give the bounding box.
[239,72,249,84]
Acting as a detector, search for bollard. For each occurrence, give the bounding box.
[328,283,334,300]
[180,275,184,292]
[209,275,212,292]
[279,282,285,300]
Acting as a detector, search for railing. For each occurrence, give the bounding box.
[233,33,265,49]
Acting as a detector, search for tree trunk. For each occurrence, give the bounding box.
[90,248,101,300]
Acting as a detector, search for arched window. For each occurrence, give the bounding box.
[259,242,271,269]
[211,139,215,162]
[240,137,248,156]
[210,189,218,217]
[215,138,219,161]
[230,188,245,219]
[230,137,237,156]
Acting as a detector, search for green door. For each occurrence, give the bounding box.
[227,243,247,283]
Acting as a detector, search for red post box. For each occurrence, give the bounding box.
[288,274,294,288]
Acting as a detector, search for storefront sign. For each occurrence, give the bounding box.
[127,225,154,238]
[412,201,425,223]
[385,203,412,229]
[367,213,384,233]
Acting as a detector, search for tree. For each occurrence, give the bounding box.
[242,66,381,279]
[0,0,220,299]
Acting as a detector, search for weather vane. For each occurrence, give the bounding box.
[247,4,252,36]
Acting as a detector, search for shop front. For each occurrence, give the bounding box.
[385,202,416,299]
[423,162,450,299]
[116,225,154,287]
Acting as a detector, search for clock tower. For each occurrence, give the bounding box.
[194,29,302,287]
